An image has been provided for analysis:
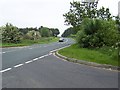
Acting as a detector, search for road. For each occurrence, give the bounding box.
[1,38,119,88]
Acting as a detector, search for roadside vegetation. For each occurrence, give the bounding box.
[61,1,120,66]
[2,37,59,47]
[59,44,118,66]
[0,23,60,47]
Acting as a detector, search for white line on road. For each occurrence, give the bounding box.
[49,53,52,55]
[38,56,45,59]
[43,54,49,57]
[25,60,33,64]
[33,58,39,61]
[50,45,71,53]
[14,64,24,68]
[0,68,12,73]
[1,43,70,73]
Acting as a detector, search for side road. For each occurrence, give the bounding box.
[55,50,120,71]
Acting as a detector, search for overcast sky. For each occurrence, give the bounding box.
[0,0,120,35]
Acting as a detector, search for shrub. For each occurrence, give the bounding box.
[39,27,51,37]
[2,23,22,43]
[76,18,119,48]
[25,30,41,40]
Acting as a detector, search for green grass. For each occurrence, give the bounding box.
[1,37,59,47]
[59,44,119,66]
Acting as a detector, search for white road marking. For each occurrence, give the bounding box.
[25,54,50,64]
[49,53,52,55]
[14,64,24,68]
[43,54,49,57]
[25,60,33,64]
[38,56,45,59]
[0,68,12,73]
[50,45,71,53]
[1,40,70,72]
[33,58,39,61]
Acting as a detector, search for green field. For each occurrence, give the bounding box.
[1,37,59,47]
[59,44,119,66]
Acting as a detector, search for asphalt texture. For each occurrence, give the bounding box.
[1,38,119,88]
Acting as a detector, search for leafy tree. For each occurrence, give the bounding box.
[114,16,120,60]
[63,1,112,33]
[49,28,60,37]
[2,23,21,43]
[39,27,51,37]
[97,7,112,20]
[62,27,75,37]
[19,27,38,35]
[26,30,41,40]
[76,18,119,48]
[63,1,97,27]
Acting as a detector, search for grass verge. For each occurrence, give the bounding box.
[59,44,119,66]
[1,37,59,47]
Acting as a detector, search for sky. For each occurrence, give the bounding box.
[0,0,120,35]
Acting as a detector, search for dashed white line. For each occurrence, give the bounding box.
[0,68,12,73]
[50,45,71,53]
[43,54,49,57]
[1,44,71,73]
[33,58,39,61]
[14,64,24,68]
[38,56,45,59]
[25,60,33,64]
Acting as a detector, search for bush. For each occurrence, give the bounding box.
[76,18,119,48]
[2,23,22,43]
[39,27,51,37]
[25,30,41,40]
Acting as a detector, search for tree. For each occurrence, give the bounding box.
[62,27,75,37]
[97,7,112,20]
[63,1,112,34]
[49,28,60,37]
[63,1,97,25]
[114,15,120,59]
[19,27,38,35]
[2,23,21,43]
[26,30,41,40]
[39,27,51,37]
[76,18,119,48]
